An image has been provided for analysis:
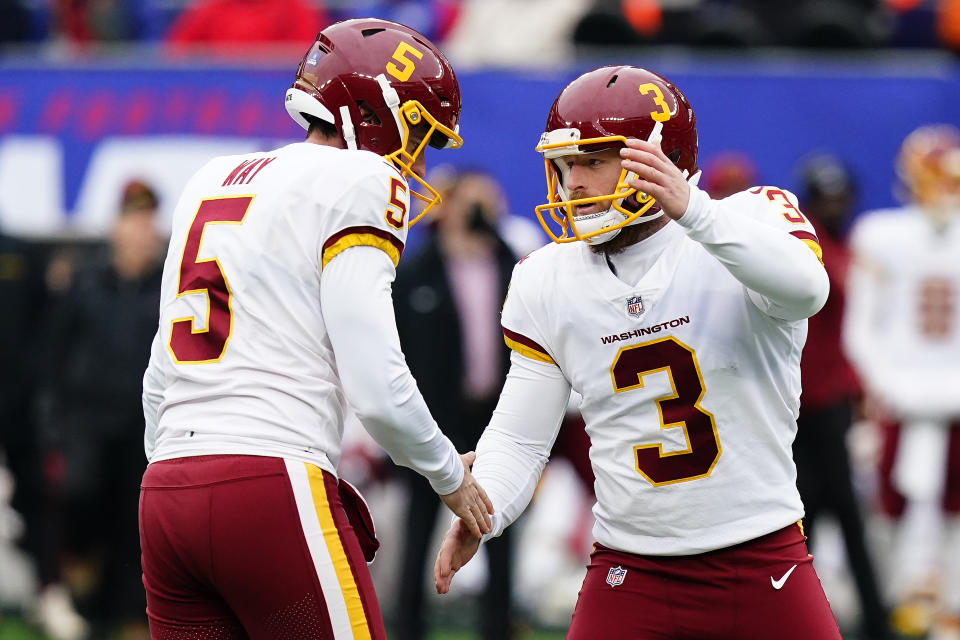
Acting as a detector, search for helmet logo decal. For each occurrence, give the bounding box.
[639,83,672,123]
[386,42,424,82]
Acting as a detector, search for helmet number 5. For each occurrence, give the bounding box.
[386,42,424,82]
[638,83,671,123]
[611,336,721,486]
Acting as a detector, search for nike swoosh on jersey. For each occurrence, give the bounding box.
[770,564,799,590]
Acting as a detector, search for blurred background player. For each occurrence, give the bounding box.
[844,124,960,640]
[793,153,894,640]
[139,19,492,638]
[393,168,519,640]
[435,65,837,639]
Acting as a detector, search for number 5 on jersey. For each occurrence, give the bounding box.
[168,196,253,364]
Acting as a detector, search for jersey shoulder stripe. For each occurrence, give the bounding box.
[788,229,823,264]
[322,225,404,269]
[503,327,555,364]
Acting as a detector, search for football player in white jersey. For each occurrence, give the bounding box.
[433,66,837,639]
[844,124,960,639]
[139,19,493,639]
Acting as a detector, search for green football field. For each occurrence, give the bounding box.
[0,616,567,640]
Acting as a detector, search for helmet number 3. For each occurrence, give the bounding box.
[386,42,424,82]
[638,83,672,123]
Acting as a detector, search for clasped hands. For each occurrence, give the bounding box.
[434,451,490,594]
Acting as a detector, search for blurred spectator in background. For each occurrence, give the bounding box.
[0,231,48,609]
[49,0,148,42]
[702,150,759,199]
[0,0,31,43]
[165,0,327,54]
[393,168,519,640]
[793,153,893,640]
[574,0,896,48]
[445,0,590,67]
[844,124,960,639]
[37,180,164,639]
[325,0,462,43]
[937,0,960,50]
[426,164,546,259]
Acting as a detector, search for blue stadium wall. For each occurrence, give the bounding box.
[0,55,957,233]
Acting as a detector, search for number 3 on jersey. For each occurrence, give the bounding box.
[611,336,722,486]
[168,196,252,364]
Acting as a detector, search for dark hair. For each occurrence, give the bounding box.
[303,114,338,141]
[120,180,159,214]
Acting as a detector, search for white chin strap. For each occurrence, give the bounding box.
[339,105,357,150]
[376,74,405,149]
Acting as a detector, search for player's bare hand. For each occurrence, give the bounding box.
[434,518,481,594]
[438,452,494,538]
[620,137,690,220]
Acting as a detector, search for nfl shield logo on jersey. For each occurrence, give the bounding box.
[626,296,644,318]
[606,565,627,587]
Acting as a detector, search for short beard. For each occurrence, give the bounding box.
[588,215,670,256]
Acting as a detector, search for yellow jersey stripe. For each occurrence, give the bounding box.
[306,465,372,640]
[322,232,402,270]
[503,334,555,364]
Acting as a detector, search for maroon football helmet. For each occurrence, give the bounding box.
[534,66,699,243]
[285,18,462,222]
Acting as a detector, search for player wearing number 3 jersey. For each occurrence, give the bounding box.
[434,66,840,639]
[139,19,493,639]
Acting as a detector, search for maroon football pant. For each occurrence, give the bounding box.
[877,421,960,516]
[567,524,841,640]
[139,455,385,640]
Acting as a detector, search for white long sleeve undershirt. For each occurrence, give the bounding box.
[675,186,829,321]
[471,351,571,541]
[321,245,463,495]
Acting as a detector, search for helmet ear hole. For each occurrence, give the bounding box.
[667,149,682,164]
[356,101,382,126]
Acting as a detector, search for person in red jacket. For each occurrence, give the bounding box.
[793,153,893,640]
[166,0,327,53]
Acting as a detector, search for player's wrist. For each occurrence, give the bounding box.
[674,184,711,228]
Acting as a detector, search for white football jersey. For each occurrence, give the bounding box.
[501,187,822,555]
[845,206,960,417]
[146,142,412,474]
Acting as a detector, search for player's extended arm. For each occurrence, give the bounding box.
[322,245,492,535]
[141,330,166,460]
[620,138,828,321]
[435,351,570,593]
[842,250,889,396]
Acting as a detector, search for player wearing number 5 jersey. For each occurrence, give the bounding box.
[434,66,838,640]
[139,19,493,640]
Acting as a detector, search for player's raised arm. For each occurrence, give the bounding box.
[621,139,828,321]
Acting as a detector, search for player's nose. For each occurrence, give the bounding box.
[566,165,587,192]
